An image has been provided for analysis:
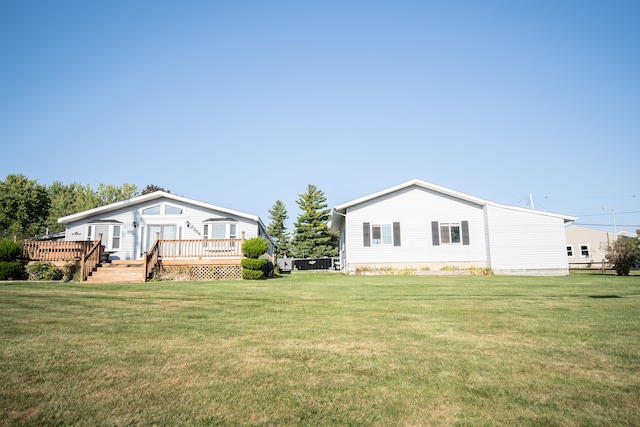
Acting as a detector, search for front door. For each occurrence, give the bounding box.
[145,225,176,253]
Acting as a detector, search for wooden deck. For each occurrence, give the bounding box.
[21,238,264,282]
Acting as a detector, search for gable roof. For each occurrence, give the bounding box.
[331,179,576,232]
[58,191,262,225]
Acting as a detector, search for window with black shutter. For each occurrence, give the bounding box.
[432,221,470,245]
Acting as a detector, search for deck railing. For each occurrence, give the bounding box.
[81,239,102,281]
[22,240,93,261]
[145,234,161,279]
[159,238,244,259]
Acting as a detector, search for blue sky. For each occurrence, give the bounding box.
[1,0,638,233]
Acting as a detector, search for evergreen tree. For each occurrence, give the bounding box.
[267,200,290,257]
[291,184,338,258]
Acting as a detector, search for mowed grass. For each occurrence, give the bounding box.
[1,273,639,426]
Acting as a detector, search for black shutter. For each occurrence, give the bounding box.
[363,222,371,247]
[431,221,440,246]
[461,221,470,245]
[393,222,401,246]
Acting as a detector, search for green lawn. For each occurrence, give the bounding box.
[1,273,639,426]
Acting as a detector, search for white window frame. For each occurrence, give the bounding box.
[87,224,122,251]
[567,245,574,257]
[164,204,183,215]
[141,203,185,216]
[440,223,461,244]
[203,222,238,250]
[142,205,161,215]
[371,223,393,246]
[580,244,590,257]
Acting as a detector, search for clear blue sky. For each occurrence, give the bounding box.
[1,0,638,233]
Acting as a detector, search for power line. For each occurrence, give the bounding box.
[576,210,640,217]
[574,223,640,227]
[544,195,637,199]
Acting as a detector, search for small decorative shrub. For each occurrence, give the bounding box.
[241,237,270,280]
[242,268,264,280]
[26,262,63,281]
[241,258,267,271]
[242,238,269,259]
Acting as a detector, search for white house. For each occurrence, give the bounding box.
[58,191,273,261]
[330,179,576,276]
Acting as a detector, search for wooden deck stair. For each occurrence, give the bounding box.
[86,260,147,283]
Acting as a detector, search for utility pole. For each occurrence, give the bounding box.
[529,194,535,210]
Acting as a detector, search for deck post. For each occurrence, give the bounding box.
[241,231,245,257]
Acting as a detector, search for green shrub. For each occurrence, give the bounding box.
[62,263,79,281]
[242,268,264,280]
[26,262,63,281]
[242,238,269,259]
[0,260,24,280]
[0,239,25,279]
[0,239,22,261]
[241,258,267,270]
[260,256,274,276]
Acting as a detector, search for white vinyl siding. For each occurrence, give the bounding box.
[344,186,486,266]
[336,181,571,275]
[485,204,569,274]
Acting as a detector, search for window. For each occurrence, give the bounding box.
[440,223,461,244]
[112,225,121,249]
[567,246,574,257]
[580,244,590,257]
[431,221,470,246]
[165,205,183,215]
[142,205,161,215]
[372,224,392,245]
[87,223,122,251]
[363,222,401,247]
[142,204,184,215]
[145,225,176,253]
[203,223,230,239]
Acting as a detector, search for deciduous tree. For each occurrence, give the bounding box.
[604,232,639,276]
[0,174,50,238]
[96,183,139,205]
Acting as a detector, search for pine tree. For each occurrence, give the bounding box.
[291,185,338,258]
[267,200,290,257]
